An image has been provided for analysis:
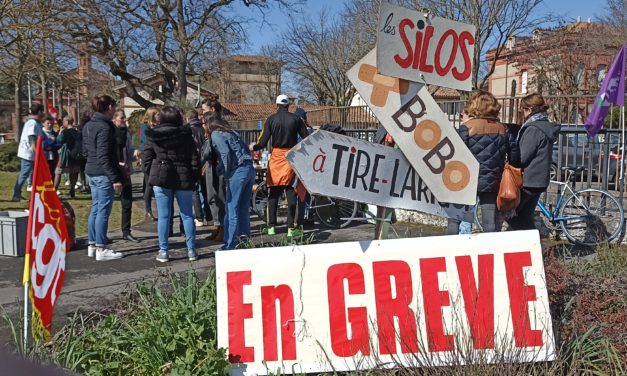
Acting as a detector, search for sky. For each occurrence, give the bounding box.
[232,0,607,54]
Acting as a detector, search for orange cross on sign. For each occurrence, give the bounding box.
[358,64,409,107]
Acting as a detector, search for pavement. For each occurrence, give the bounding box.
[0,172,445,344]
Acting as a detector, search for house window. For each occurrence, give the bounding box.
[596,64,607,84]
[574,63,585,87]
[521,70,528,94]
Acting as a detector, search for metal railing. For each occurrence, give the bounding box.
[237,125,626,196]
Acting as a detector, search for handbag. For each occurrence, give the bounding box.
[497,162,523,212]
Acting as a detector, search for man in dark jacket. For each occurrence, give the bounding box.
[83,95,125,261]
[250,95,309,236]
[186,109,210,226]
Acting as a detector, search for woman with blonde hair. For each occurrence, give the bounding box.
[508,93,560,230]
[53,116,81,197]
[448,90,518,234]
[139,107,160,220]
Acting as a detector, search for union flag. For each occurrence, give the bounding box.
[22,136,68,340]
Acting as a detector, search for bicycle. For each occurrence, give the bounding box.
[252,179,358,229]
[474,167,625,246]
[536,167,624,246]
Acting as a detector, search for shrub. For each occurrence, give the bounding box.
[0,142,19,172]
[46,271,229,375]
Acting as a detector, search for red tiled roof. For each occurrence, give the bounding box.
[222,103,331,121]
[428,86,461,99]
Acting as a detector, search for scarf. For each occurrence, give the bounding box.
[518,112,549,141]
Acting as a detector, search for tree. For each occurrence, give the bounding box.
[61,0,294,109]
[273,10,370,106]
[340,0,553,90]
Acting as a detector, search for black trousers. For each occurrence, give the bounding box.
[205,163,226,226]
[121,180,133,235]
[143,173,154,213]
[507,187,544,230]
[268,185,297,228]
[192,177,210,221]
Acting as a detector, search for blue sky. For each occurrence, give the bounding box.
[232,0,607,54]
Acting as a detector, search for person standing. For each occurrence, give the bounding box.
[447,91,517,234]
[13,103,45,201]
[41,115,60,178]
[508,93,560,230]
[200,97,226,242]
[139,107,160,221]
[76,112,92,193]
[186,109,210,227]
[208,117,255,250]
[84,95,125,261]
[250,94,308,236]
[112,110,141,243]
[54,116,81,197]
[143,107,199,262]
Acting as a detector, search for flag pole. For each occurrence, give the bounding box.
[620,105,625,202]
[23,281,28,351]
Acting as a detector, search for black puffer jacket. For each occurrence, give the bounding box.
[458,118,518,193]
[83,112,124,184]
[142,123,199,190]
[518,119,561,189]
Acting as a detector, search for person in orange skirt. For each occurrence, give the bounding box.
[250,94,309,236]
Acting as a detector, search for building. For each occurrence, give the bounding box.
[216,55,282,104]
[114,74,215,118]
[487,21,618,99]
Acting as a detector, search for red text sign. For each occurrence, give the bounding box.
[216,231,555,375]
[377,3,476,91]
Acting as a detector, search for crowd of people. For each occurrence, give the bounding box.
[11,90,559,261]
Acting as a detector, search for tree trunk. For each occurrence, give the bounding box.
[41,71,48,114]
[177,54,188,103]
[14,75,23,141]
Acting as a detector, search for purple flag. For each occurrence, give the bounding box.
[586,45,626,137]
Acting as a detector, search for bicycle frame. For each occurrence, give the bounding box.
[537,179,590,223]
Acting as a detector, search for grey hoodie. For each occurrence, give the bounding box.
[518,119,561,188]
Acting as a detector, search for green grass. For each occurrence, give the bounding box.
[0,171,145,237]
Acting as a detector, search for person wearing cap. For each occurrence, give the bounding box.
[250,95,309,236]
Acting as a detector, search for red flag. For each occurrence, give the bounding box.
[22,137,68,339]
[47,99,58,120]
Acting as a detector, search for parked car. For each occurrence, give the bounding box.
[551,126,620,184]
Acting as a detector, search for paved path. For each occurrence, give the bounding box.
[0,172,445,343]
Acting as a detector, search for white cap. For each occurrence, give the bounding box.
[276,94,289,105]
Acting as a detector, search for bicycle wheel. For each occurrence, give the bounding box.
[313,195,358,229]
[559,189,624,246]
[252,180,268,222]
[252,181,289,224]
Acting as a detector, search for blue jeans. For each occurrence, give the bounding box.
[154,186,195,253]
[224,163,255,250]
[87,175,115,247]
[13,158,34,198]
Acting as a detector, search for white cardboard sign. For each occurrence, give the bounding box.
[377,2,476,91]
[346,48,479,205]
[286,130,473,221]
[217,231,556,375]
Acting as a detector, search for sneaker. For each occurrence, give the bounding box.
[75,181,82,187]
[26,186,32,192]
[188,250,198,261]
[64,180,70,186]
[87,245,96,257]
[261,226,276,235]
[287,227,303,238]
[194,219,204,227]
[11,196,20,202]
[96,248,123,261]
[156,251,169,263]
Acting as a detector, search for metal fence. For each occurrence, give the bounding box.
[237,126,626,196]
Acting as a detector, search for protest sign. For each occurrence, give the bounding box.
[217,230,556,375]
[346,48,479,205]
[376,2,476,91]
[287,130,473,221]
